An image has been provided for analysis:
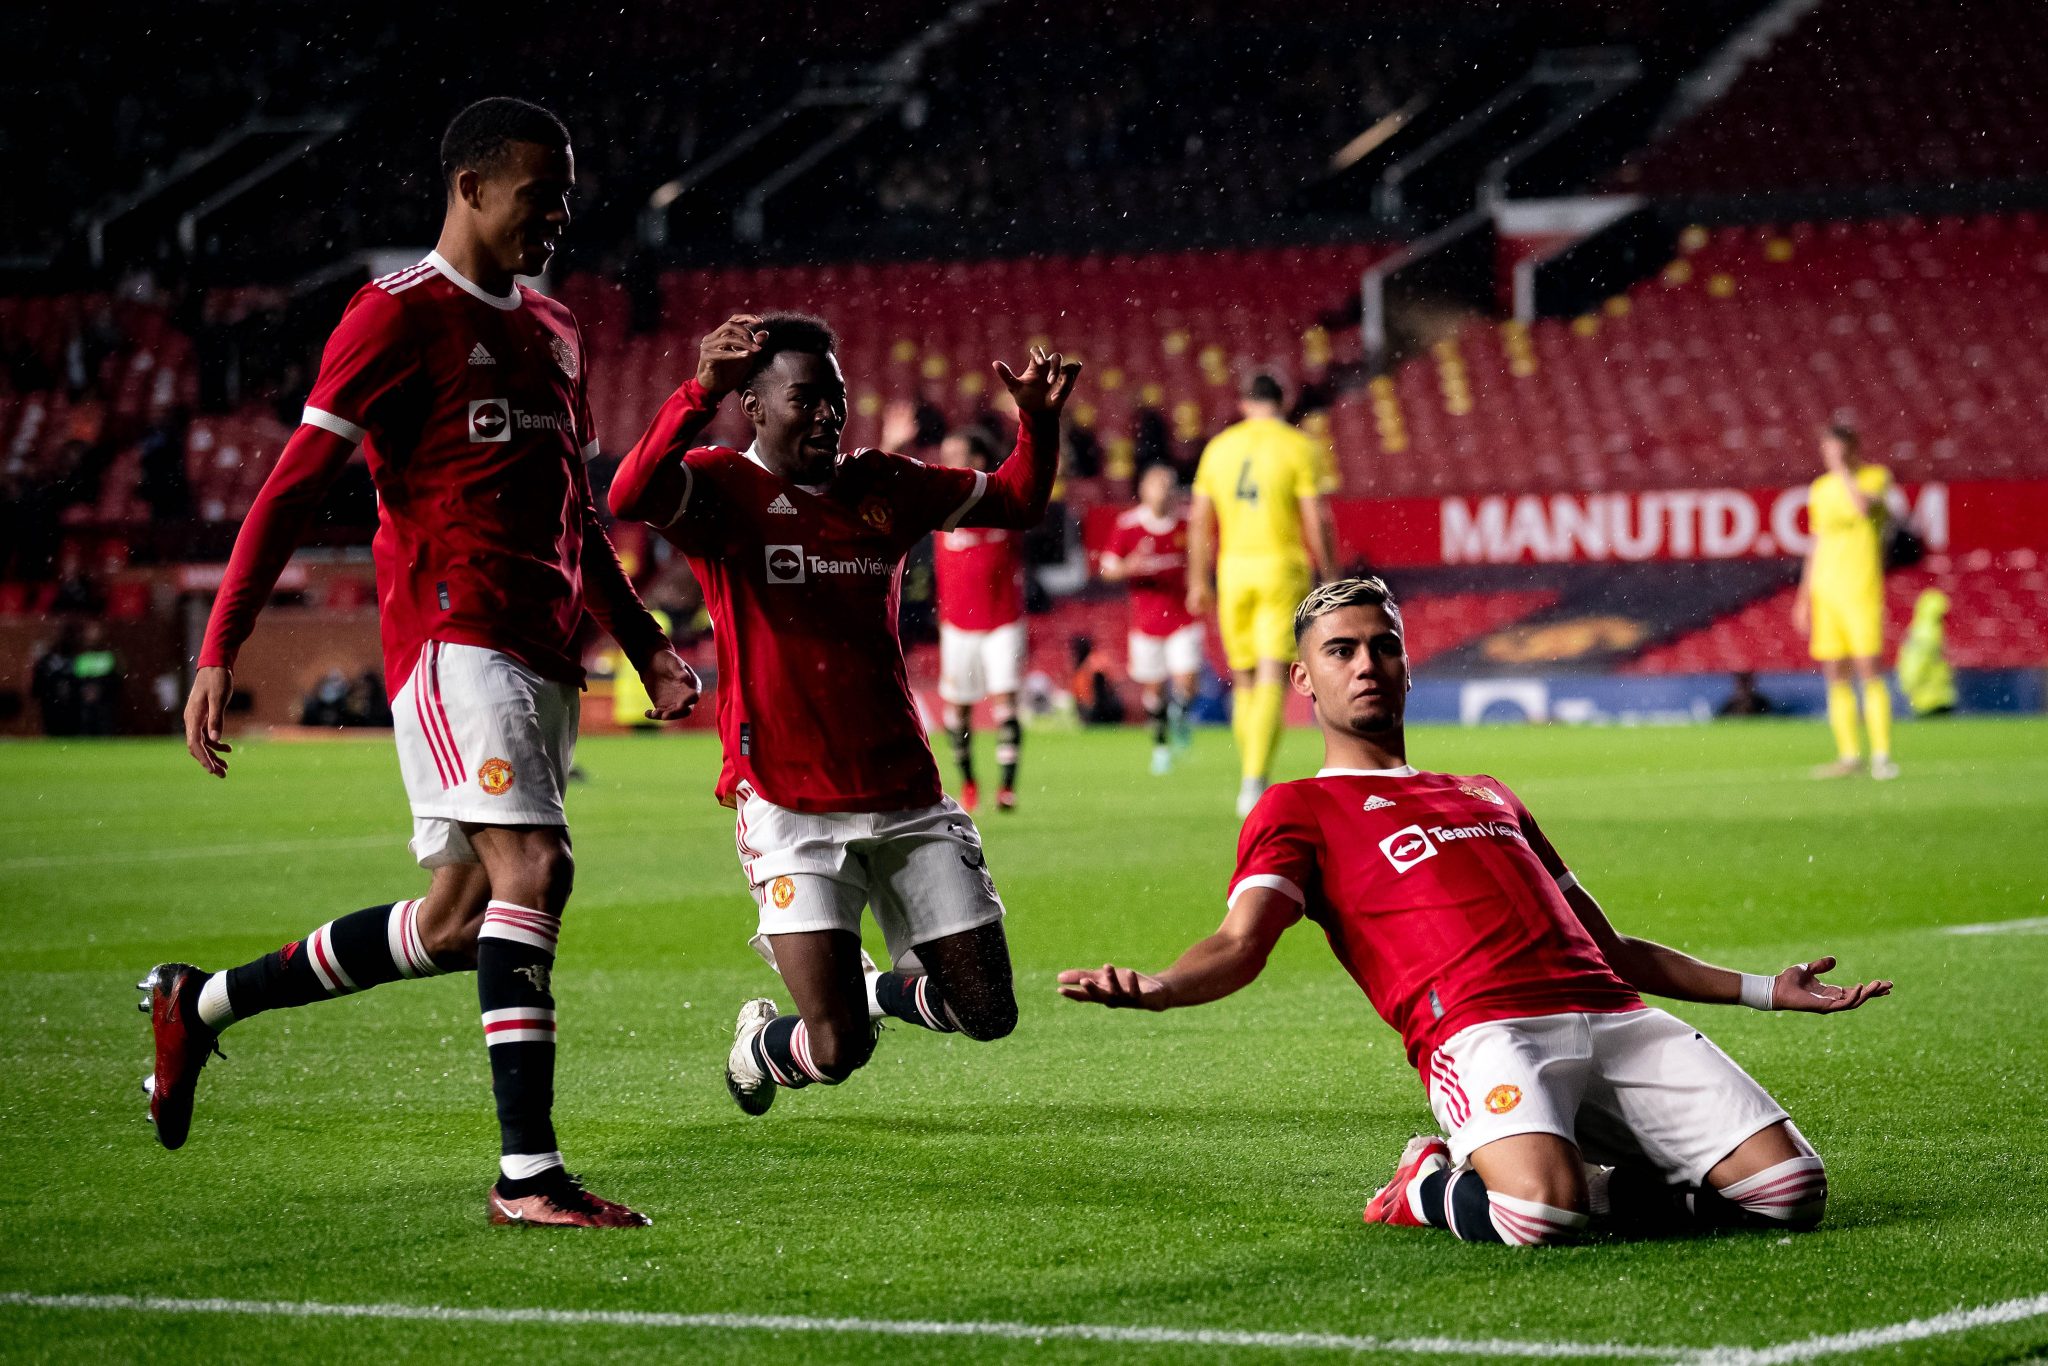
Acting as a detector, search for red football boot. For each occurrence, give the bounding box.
[137,962,223,1151]
[488,1170,652,1228]
[1363,1134,1450,1228]
[960,781,980,813]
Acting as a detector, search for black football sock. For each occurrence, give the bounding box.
[477,901,562,1172]
[1148,699,1170,747]
[203,900,441,1030]
[752,1015,840,1087]
[871,971,959,1033]
[950,720,977,787]
[1414,1167,1588,1245]
[996,714,1022,790]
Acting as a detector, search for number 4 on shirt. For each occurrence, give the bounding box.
[1235,458,1259,504]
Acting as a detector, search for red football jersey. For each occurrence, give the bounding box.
[1231,767,1642,1068]
[614,378,1060,813]
[933,525,1025,631]
[200,253,663,694]
[1103,506,1194,637]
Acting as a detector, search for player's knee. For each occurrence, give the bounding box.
[1722,1153,1828,1230]
[419,904,485,964]
[806,1020,876,1082]
[948,990,1017,1042]
[516,838,574,912]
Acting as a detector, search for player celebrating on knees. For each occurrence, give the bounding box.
[1060,577,1891,1245]
[933,427,1029,812]
[141,98,698,1228]
[1101,461,1202,775]
[610,314,1079,1112]
[1187,374,1335,817]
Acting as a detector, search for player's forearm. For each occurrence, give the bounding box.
[197,426,355,671]
[579,510,673,673]
[1153,930,1274,1008]
[611,378,719,525]
[1188,503,1216,589]
[973,413,1060,527]
[1606,935,1744,1005]
[1301,497,1336,578]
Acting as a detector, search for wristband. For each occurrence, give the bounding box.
[1739,973,1777,1012]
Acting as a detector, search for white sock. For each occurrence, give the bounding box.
[1719,1155,1827,1227]
[499,1151,565,1182]
[864,966,885,1021]
[1487,1190,1590,1246]
[196,973,237,1030]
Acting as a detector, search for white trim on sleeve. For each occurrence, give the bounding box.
[1228,873,1304,910]
[941,469,988,532]
[581,438,600,460]
[1555,870,1580,892]
[657,461,696,531]
[302,407,367,445]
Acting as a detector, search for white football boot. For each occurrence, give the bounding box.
[726,998,779,1116]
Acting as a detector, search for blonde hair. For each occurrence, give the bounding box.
[1293,576,1402,643]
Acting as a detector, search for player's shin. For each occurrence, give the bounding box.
[196,899,443,1031]
[753,1015,870,1087]
[995,709,1021,793]
[950,718,977,788]
[1826,681,1861,760]
[1414,1167,1589,1246]
[1862,678,1893,759]
[476,900,562,1181]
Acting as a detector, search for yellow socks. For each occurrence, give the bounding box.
[1862,678,1893,759]
[1826,681,1861,761]
[1241,681,1286,781]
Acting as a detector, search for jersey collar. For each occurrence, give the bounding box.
[427,251,522,311]
[1127,506,1180,535]
[1316,764,1419,777]
[742,442,830,496]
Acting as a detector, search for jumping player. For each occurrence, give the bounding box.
[932,426,1029,812]
[1187,374,1335,816]
[609,314,1079,1113]
[1060,577,1890,1245]
[1101,461,1202,775]
[141,98,698,1228]
[1793,423,1905,780]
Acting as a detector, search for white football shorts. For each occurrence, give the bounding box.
[1126,623,1205,685]
[392,641,579,869]
[1424,1007,1790,1185]
[938,620,1025,705]
[733,782,1006,975]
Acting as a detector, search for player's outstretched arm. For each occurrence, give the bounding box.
[1185,494,1217,615]
[185,423,359,777]
[1058,886,1300,1010]
[1566,883,1892,1013]
[610,314,764,526]
[576,507,699,720]
[962,346,1081,529]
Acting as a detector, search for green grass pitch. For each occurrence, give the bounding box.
[3,718,2046,1363]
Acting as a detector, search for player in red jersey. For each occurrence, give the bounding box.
[1060,577,1891,1245]
[932,426,1029,811]
[1100,461,1202,775]
[137,98,698,1228]
[609,313,1079,1114]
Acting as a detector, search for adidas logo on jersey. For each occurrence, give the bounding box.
[766,493,798,515]
[1362,794,1397,812]
[468,343,495,366]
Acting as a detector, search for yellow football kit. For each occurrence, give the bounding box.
[1194,417,1323,671]
[1806,464,1890,662]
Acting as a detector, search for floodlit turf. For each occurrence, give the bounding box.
[3,717,2046,1364]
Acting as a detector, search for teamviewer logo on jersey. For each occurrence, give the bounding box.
[468,398,510,443]
[1380,824,1439,874]
[765,544,806,584]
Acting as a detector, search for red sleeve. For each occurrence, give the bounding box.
[1497,778,1573,883]
[196,425,360,671]
[1228,785,1322,911]
[610,378,726,551]
[301,286,419,445]
[943,413,1061,533]
[1102,520,1138,569]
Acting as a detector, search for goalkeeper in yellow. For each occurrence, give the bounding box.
[1793,424,1906,780]
[1188,374,1336,815]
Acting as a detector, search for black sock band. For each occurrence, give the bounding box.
[950,722,976,787]
[1418,1168,1505,1243]
[477,901,560,1158]
[1148,701,1169,746]
[872,972,958,1032]
[996,715,1021,789]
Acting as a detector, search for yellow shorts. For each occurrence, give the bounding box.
[1216,561,1311,671]
[1809,589,1883,661]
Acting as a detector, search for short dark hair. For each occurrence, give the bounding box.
[1246,372,1285,406]
[440,97,570,187]
[1824,421,1860,454]
[743,313,839,390]
[1293,575,1402,643]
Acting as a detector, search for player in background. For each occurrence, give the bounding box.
[1061,578,1890,1245]
[1793,423,1906,780]
[1101,461,1201,775]
[932,427,1028,811]
[609,314,1079,1114]
[141,98,699,1228]
[1187,374,1335,816]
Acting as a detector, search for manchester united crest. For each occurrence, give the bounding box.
[859,496,892,533]
[1485,1083,1522,1115]
[1460,783,1505,806]
[478,757,515,795]
[549,332,579,380]
[769,875,796,909]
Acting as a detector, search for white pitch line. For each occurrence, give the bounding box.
[1943,915,2048,936]
[0,1291,1688,1360]
[1683,1291,2048,1365]
[0,835,390,871]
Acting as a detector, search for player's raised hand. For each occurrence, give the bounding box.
[1057,963,1169,1010]
[641,649,701,722]
[880,399,920,452]
[183,665,235,778]
[1772,955,1892,1013]
[697,314,766,395]
[994,345,1082,416]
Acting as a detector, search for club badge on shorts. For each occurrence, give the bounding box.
[477,757,515,796]
[769,875,796,909]
[1486,1084,1523,1115]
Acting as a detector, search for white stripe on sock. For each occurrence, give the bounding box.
[498,1151,564,1182]
[195,973,236,1030]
